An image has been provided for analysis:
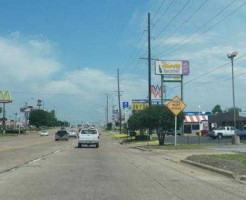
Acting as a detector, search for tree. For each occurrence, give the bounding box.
[212,105,222,114]
[127,105,184,145]
[225,107,242,114]
[29,110,58,128]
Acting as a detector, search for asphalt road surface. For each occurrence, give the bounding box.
[0,129,246,200]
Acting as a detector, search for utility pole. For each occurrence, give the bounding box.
[14,112,18,128]
[148,12,152,139]
[117,68,122,134]
[161,75,164,105]
[106,94,109,125]
[2,103,6,133]
[148,12,152,107]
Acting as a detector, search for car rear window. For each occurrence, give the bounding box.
[81,130,97,134]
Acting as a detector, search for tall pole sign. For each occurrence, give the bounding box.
[166,96,186,146]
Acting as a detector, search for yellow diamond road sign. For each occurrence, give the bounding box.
[166,96,186,116]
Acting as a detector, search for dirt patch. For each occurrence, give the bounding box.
[187,155,246,175]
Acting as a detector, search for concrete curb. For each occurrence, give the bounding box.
[132,146,149,151]
[181,159,235,179]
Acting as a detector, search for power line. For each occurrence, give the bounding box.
[154,0,192,38]
[10,91,113,96]
[153,0,209,50]
[169,53,246,90]
[152,0,167,20]
[156,0,241,57]
[120,32,146,74]
[152,0,177,28]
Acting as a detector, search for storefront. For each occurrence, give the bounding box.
[183,112,210,134]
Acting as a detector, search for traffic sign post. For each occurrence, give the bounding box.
[166,96,186,146]
[123,102,129,109]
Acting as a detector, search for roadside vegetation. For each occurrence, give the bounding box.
[187,153,246,175]
[127,105,184,145]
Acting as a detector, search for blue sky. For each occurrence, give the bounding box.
[0,0,246,123]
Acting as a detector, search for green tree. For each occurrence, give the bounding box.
[225,107,242,114]
[127,105,184,145]
[29,110,58,128]
[212,105,222,114]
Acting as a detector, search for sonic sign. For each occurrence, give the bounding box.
[155,60,189,75]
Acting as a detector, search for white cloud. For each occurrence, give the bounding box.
[0,35,60,83]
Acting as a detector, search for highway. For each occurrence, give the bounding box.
[0,129,245,200]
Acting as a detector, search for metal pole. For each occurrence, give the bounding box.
[2,103,6,133]
[106,94,109,125]
[14,113,18,128]
[175,115,177,146]
[117,68,122,134]
[148,12,152,139]
[161,75,164,105]
[148,12,152,107]
[231,58,236,128]
[181,75,183,101]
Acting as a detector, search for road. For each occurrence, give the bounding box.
[0,129,246,200]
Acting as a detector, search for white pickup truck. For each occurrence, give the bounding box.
[210,126,236,139]
[78,129,100,148]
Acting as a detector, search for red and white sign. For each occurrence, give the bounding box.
[184,115,208,123]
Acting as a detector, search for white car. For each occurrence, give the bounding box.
[40,130,49,136]
[78,129,99,148]
[210,126,236,139]
[68,130,77,138]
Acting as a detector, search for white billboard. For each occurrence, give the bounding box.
[163,75,182,81]
[155,60,189,75]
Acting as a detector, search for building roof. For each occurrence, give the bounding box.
[209,112,246,123]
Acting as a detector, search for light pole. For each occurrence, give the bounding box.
[227,51,240,144]
[227,51,238,129]
[198,105,201,131]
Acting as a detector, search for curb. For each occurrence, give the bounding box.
[132,146,148,151]
[181,159,235,179]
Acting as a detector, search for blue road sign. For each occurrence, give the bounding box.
[123,102,129,109]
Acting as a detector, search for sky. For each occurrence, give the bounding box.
[0,0,246,124]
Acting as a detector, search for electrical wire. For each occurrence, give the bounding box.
[153,0,209,50]
[154,0,192,38]
[152,0,177,28]
[156,0,242,57]
[169,53,246,90]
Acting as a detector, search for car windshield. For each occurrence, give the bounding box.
[41,130,47,133]
[81,130,97,134]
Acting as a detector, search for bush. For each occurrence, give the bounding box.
[5,129,26,134]
[135,134,149,141]
[106,122,112,130]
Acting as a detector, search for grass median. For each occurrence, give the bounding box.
[147,144,205,150]
[187,153,246,175]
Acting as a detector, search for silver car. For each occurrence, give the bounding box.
[55,130,69,141]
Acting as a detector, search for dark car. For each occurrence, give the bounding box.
[166,129,181,136]
[55,130,69,141]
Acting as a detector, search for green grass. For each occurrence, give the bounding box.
[210,153,246,166]
[147,144,205,150]
[0,133,18,138]
[108,133,128,139]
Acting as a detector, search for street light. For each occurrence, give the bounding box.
[227,51,238,129]
[198,105,201,131]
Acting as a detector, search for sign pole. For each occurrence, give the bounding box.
[161,75,164,105]
[181,75,183,101]
[175,115,177,146]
